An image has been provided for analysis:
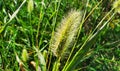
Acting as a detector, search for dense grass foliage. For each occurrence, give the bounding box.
[0,0,120,71]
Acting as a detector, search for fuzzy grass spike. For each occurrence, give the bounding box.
[50,10,82,57]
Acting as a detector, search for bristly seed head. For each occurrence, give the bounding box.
[27,0,34,13]
[113,0,120,14]
[49,9,82,57]
[22,48,28,62]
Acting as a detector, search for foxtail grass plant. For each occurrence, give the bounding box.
[0,0,120,71]
[49,9,83,71]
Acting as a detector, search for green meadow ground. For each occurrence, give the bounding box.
[0,0,120,71]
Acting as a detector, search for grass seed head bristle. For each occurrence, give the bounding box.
[22,48,28,62]
[27,0,34,13]
[113,0,120,13]
[50,9,82,57]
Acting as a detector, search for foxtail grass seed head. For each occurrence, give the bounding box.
[22,48,28,62]
[27,0,34,13]
[113,0,120,13]
[50,10,82,57]
[43,50,47,60]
